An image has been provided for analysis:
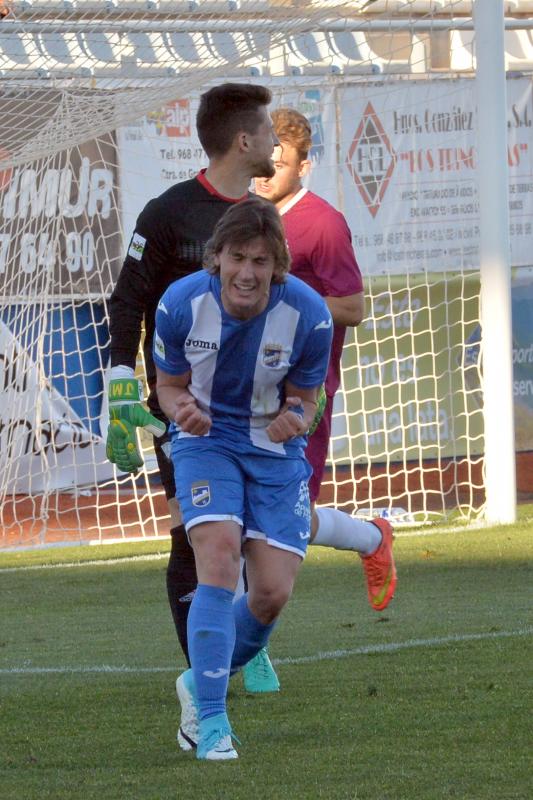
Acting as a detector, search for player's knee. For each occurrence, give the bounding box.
[206,553,240,587]
[192,529,241,588]
[251,584,293,623]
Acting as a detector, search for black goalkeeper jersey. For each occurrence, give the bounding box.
[109,173,246,408]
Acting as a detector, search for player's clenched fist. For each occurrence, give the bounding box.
[173,393,212,436]
[266,395,309,443]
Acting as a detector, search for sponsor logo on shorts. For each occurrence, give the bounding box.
[191,482,210,507]
[314,317,332,330]
[299,531,311,540]
[294,480,311,523]
[128,232,146,261]
[263,343,283,367]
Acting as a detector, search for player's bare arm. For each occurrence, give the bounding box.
[155,368,212,436]
[266,383,319,443]
[325,290,365,327]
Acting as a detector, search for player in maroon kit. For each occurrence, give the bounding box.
[255,107,397,614]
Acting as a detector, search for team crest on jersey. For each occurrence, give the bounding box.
[191,482,210,507]
[262,344,283,368]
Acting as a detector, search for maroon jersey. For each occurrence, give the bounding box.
[280,189,363,397]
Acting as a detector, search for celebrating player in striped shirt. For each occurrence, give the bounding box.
[154,197,333,760]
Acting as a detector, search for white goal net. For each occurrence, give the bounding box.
[1,1,532,548]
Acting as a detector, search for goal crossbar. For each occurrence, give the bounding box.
[3,18,533,33]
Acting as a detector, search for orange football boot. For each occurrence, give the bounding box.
[360,518,397,611]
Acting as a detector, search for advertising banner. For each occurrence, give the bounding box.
[330,270,533,463]
[336,76,533,275]
[330,272,484,463]
[0,89,121,491]
[118,95,207,243]
[510,276,533,452]
[0,130,121,295]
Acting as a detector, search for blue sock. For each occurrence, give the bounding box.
[187,583,236,721]
[230,594,277,674]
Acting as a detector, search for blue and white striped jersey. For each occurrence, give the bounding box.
[153,270,333,455]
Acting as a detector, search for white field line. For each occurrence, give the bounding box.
[1,627,531,676]
[0,552,169,573]
[0,525,497,574]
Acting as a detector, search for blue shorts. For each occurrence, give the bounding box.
[171,436,312,558]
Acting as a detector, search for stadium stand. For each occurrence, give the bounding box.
[2,2,533,80]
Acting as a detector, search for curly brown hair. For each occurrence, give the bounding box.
[203,197,290,284]
[271,107,312,162]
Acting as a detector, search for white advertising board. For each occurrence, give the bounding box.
[336,77,533,274]
[118,78,533,276]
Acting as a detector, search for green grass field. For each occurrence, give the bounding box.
[1,511,532,800]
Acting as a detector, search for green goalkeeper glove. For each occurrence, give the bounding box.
[106,366,166,473]
[308,385,327,437]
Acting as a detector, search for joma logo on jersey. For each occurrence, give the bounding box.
[185,338,219,351]
[191,482,210,507]
[263,344,283,367]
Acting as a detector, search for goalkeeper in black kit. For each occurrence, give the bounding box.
[106,84,280,693]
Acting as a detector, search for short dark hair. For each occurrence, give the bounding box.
[204,197,290,284]
[196,83,272,157]
[272,107,312,162]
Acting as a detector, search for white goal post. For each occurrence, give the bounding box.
[1,1,531,548]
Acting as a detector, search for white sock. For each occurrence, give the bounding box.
[312,507,382,556]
